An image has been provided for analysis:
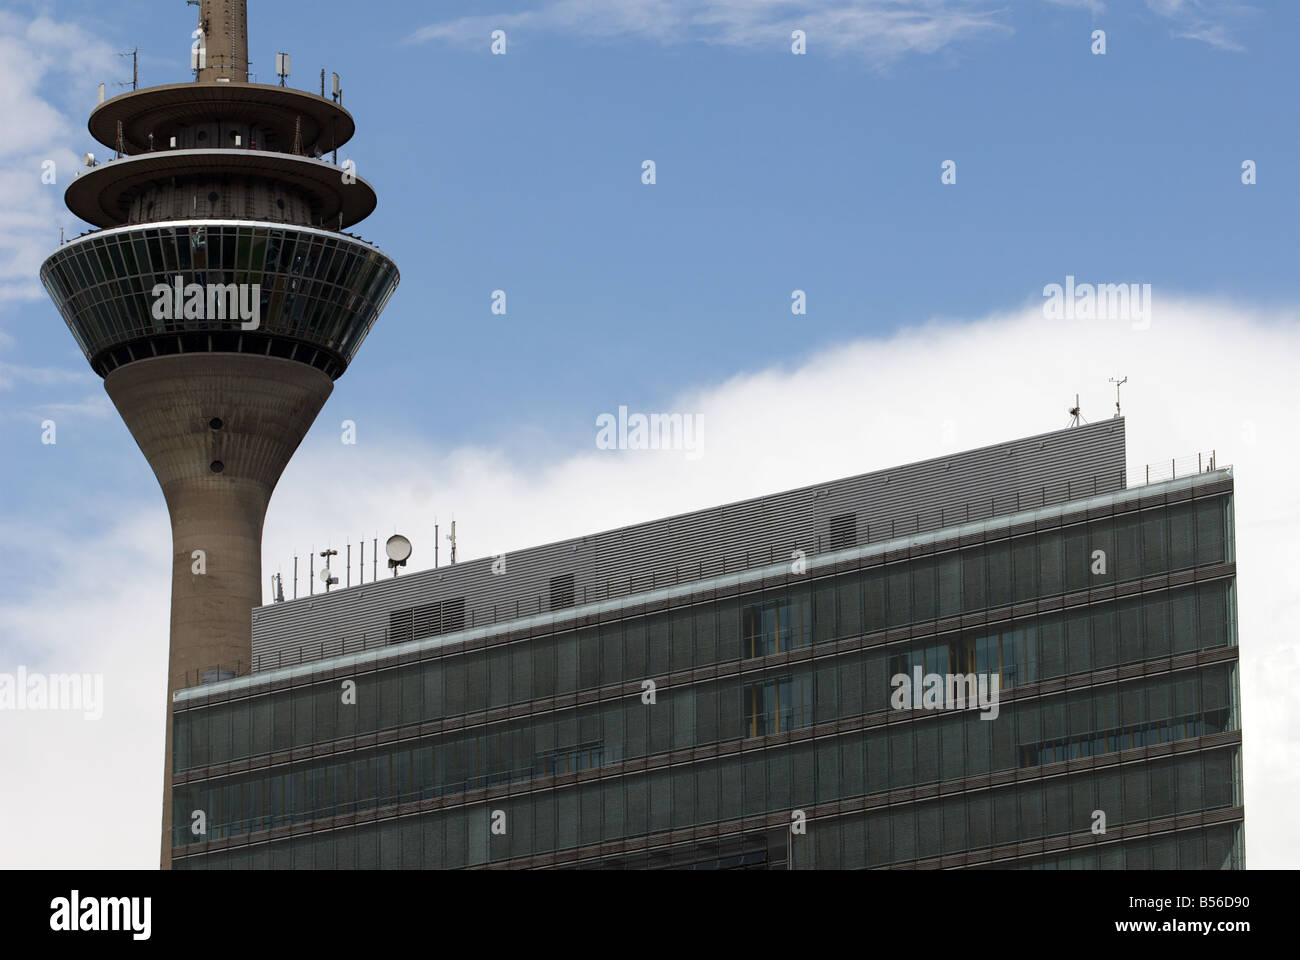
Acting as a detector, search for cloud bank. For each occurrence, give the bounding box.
[409,0,1255,58]
[410,0,1013,62]
[2,297,1296,867]
[0,12,116,303]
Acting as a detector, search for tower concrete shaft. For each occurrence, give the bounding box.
[106,354,333,866]
[196,0,249,83]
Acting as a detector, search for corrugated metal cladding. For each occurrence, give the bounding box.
[249,418,1126,670]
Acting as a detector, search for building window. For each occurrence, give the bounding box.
[742,597,793,658]
[538,740,603,776]
[743,676,809,736]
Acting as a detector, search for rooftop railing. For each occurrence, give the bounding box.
[1134,451,1217,487]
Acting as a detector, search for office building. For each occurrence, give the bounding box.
[168,418,1244,869]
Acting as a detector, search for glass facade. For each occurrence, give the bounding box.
[40,221,399,378]
[172,479,1242,869]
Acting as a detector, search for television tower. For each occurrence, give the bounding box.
[39,0,399,867]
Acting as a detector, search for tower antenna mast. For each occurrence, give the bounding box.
[1109,376,1128,418]
[117,47,139,91]
[1067,394,1086,429]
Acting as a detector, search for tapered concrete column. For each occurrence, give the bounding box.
[196,0,249,83]
[104,353,332,869]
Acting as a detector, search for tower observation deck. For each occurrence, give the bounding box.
[38,0,400,867]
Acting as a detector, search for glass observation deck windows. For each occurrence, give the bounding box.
[40,221,398,378]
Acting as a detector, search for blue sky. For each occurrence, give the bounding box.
[0,1,1297,867]
[3,1,1297,472]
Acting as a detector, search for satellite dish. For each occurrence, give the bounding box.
[319,568,336,583]
[386,534,412,564]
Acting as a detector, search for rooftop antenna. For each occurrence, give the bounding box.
[447,518,457,565]
[386,534,412,578]
[116,48,139,92]
[276,52,291,87]
[319,548,339,591]
[1109,376,1128,418]
[434,517,439,568]
[272,572,285,603]
[331,72,341,105]
[1066,394,1086,429]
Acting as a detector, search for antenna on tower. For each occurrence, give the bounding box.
[447,518,457,565]
[1109,376,1128,418]
[272,572,285,603]
[319,548,339,591]
[1066,394,1086,429]
[116,47,139,92]
[386,534,412,578]
[276,52,291,87]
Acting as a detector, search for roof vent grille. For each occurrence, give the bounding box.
[829,513,858,550]
[550,574,576,611]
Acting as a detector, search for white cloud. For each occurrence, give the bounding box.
[0,510,169,869]
[1,296,1296,867]
[0,360,95,392]
[0,12,117,302]
[1044,0,1107,14]
[0,337,106,420]
[1145,0,1254,51]
[1170,22,1244,51]
[410,0,1014,63]
[410,0,1260,58]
